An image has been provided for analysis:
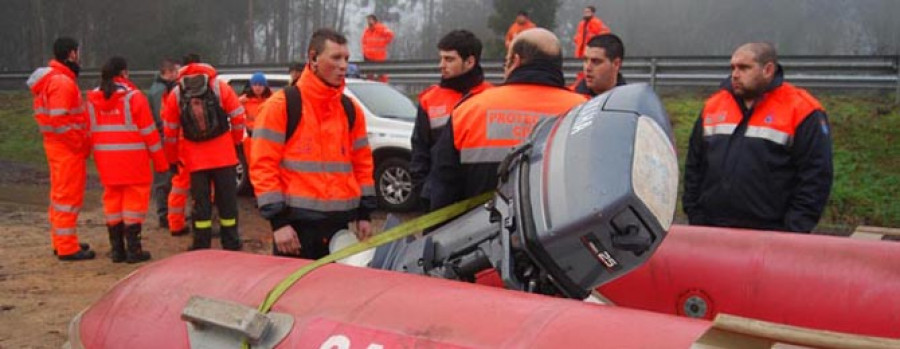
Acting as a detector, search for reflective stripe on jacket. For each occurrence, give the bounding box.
[161,63,246,172]
[361,23,394,61]
[87,78,168,186]
[27,60,88,145]
[683,68,833,232]
[250,65,375,224]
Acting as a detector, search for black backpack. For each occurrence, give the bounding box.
[284,86,356,140]
[177,74,230,142]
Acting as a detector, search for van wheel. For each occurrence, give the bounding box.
[236,145,252,195]
[375,157,417,212]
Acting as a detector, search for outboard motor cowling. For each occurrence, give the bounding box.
[369,84,678,299]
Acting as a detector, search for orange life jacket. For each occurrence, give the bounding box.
[250,66,375,219]
[361,23,394,61]
[87,78,168,186]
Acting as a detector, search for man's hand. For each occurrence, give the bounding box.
[274,225,301,255]
[354,220,372,241]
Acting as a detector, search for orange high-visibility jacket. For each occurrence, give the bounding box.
[573,17,611,58]
[162,63,246,172]
[26,60,88,149]
[250,66,375,222]
[505,20,536,48]
[87,77,168,186]
[362,22,394,62]
[241,94,268,130]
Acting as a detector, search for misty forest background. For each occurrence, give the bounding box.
[2,0,900,71]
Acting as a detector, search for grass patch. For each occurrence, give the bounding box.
[0,92,47,164]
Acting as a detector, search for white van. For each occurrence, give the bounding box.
[220,73,418,212]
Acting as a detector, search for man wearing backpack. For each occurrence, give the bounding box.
[162,55,246,251]
[250,28,376,259]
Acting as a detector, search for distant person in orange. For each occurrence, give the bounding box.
[505,11,536,48]
[87,56,168,263]
[238,72,272,133]
[573,5,611,59]
[26,37,94,261]
[361,14,394,82]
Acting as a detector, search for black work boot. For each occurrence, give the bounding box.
[124,224,151,263]
[220,224,242,251]
[58,249,96,261]
[52,242,90,256]
[188,228,212,251]
[108,222,126,263]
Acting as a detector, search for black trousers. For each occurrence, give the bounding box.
[151,170,173,221]
[190,166,240,249]
[273,218,348,260]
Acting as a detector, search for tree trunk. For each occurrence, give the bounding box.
[337,0,348,33]
[34,0,47,65]
[247,0,255,63]
[278,0,290,63]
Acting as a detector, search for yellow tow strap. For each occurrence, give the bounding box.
[243,192,494,347]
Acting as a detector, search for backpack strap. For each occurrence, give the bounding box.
[285,86,303,141]
[284,87,357,141]
[340,95,357,130]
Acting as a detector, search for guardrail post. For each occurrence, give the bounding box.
[650,58,658,90]
[895,56,899,104]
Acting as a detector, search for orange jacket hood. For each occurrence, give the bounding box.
[177,63,218,79]
[27,60,76,95]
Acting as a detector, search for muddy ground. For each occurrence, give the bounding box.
[0,160,393,348]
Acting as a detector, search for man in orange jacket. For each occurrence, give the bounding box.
[429,28,587,210]
[573,5,611,59]
[505,11,536,48]
[162,55,246,250]
[362,14,394,82]
[411,29,492,210]
[88,56,168,263]
[250,28,376,259]
[26,37,94,261]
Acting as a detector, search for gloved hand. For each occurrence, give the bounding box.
[169,163,179,175]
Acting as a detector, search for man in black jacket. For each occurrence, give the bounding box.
[683,42,833,233]
[410,30,492,211]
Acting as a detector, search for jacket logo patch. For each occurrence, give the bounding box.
[486,109,551,141]
[428,105,448,118]
[704,112,726,125]
[764,114,774,124]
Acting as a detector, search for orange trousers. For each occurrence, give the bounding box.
[167,168,191,232]
[44,140,87,256]
[101,184,150,225]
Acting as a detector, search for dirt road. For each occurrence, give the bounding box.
[0,161,390,348]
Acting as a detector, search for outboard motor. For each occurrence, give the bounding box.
[369,84,679,299]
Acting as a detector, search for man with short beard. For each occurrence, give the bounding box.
[411,30,492,211]
[683,42,833,233]
[573,5,610,59]
[26,37,94,261]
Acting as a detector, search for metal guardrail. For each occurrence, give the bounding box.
[3,55,898,102]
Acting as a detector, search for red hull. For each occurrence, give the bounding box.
[74,251,712,348]
[599,225,900,338]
